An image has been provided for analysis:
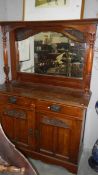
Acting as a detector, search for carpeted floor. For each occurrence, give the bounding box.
[29,158,73,175]
[0,151,97,175]
[29,151,98,175]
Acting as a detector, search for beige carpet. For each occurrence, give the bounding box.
[29,158,73,175]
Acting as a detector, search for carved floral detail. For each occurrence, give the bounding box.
[3,108,27,119]
[41,116,69,129]
[87,32,96,48]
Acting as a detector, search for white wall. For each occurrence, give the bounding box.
[0,0,7,21]
[5,0,23,21]
[0,0,23,21]
[84,0,98,18]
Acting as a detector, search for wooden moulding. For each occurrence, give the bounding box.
[0,19,97,94]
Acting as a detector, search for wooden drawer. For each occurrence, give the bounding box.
[36,100,84,119]
[0,93,34,108]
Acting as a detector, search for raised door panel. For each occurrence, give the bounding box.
[27,110,36,149]
[55,127,71,160]
[36,112,72,160]
[0,104,36,149]
[14,117,28,145]
[69,120,82,163]
[1,111,14,140]
[39,124,55,155]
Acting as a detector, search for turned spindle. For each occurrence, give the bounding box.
[84,30,96,94]
[2,26,9,83]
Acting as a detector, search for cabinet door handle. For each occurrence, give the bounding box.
[28,128,33,136]
[8,96,17,104]
[34,129,40,139]
[48,104,61,112]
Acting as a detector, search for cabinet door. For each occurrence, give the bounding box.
[36,111,82,163]
[0,104,35,150]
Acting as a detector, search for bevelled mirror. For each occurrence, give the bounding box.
[15,30,86,79]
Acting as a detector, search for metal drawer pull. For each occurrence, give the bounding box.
[48,104,61,112]
[28,128,33,136]
[8,96,17,104]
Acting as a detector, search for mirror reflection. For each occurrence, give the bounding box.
[16,32,86,78]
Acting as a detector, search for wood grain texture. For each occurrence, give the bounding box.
[0,124,39,175]
[0,19,97,174]
[0,82,87,173]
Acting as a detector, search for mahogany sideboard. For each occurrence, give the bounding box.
[0,19,97,173]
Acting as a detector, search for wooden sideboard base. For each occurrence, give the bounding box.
[0,82,89,174]
[0,18,97,174]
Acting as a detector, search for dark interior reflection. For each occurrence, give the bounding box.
[16,32,86,78]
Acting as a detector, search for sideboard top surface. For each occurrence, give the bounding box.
[0,82,90,108]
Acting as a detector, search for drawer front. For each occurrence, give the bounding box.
[37,100,84,118]
[0,93,34,108]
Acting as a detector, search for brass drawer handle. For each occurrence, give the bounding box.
[8,96,17,104]
[48,104,61,112]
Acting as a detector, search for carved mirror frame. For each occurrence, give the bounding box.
[1,20,97,94]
